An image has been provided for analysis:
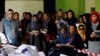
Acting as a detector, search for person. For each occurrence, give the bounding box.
[76,23,89,49]
[27,14,43,51]
[21,12,31,43]
[66,10,77,26]
[1,9,17,45]
[37,11,43,28]
[42,13,57,56]
[55,10,68,31]
[87,11,100,41]
[78,15,85,24]
[14,12,21,45]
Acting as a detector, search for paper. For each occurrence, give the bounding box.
[0,32,8,44]
[38,51,45,56]
[94,30,100,37]
[32,30,39,33]
[60,54,68,56]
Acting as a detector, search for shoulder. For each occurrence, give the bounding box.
[1,18,7,24]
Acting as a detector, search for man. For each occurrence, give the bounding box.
[1,9,18,45]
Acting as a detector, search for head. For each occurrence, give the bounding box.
[64,12,67,19]
[43,13,49,21]
[14,12,19,20]
[32,14,38,22]
[57,9,63,17]
[23,12,27,19]
[6,9,14,20]
[67,10,75,19]
[37,11,43,18]
[69,25,76,34]
[77,23,86,34]
[78,15,84,23]
[90,11,100,23]
[60,27,66,35]
[26,12,32,20]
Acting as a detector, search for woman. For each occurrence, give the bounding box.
[87,11,100,41]
[27,14,43,51]
[67,10,77,26]
[76,23,89,49]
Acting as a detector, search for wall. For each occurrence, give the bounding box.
[5,0,43,20]
[56,0,85,18]
[56,0,65,11]
[95,0,100,13]
[85,0,95,13]
[78,0,85,16]
[65,0,78,17]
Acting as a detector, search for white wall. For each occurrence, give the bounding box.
[85,0,95,13]
[5,0,43,20]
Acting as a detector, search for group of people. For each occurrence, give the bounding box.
[0,9,100,56]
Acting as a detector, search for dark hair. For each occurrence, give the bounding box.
[8,9,14,12]
[59,9,63,11]
[37,11,43,15]
[14,12,19,16]
[44,12,49,17]
[79,15,83,18]
[67,10,75,18]
[33,14,38,18]
[60,26,66,31]
[23,12,27,16]
[27,12,32,18]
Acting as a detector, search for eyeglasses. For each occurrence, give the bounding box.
[79,27,85,30]
[79,28,84,30]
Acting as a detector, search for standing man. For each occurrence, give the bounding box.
[1,9,17,45]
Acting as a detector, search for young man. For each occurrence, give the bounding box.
[1,9,18,45]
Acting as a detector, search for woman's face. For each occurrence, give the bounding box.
[68,12,73,19]
[64,13,67,18]
[27,14,31,20]
[23,13,27,19]
[32,16,37,22]
[79,18,84,23]
[14,14,19,20]
[61,28,65,34]
[78,26,85,34]
[91,14,97,23]
[69,26,75,34]
[38,13,42,18]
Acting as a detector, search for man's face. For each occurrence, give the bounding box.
[7,11,14,20]
[44,14,49,20]
[58,11,63,17]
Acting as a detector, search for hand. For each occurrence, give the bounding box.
[44,29,48,32]
[49,40,53,43]
[33,32,39,36]
[66,43,70,46]
[30,32,33,35]
[90,32,96,38]
[56,44,63,48]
